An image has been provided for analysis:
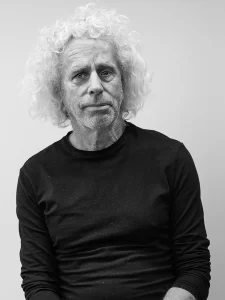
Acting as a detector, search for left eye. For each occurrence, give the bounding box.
[101,70,111,76]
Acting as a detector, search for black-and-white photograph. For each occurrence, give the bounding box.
[2,1,224,299]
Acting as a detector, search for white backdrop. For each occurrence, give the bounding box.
[1,0,224,299]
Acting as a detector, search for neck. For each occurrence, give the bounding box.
[69,117,126,151]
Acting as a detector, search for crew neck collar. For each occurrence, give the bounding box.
[61,121,133,158]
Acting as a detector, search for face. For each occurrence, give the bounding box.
[60,38,124,130]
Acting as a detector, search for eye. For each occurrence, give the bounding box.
[99,69,115,82]
[76,73,89,80]
[100,70,112,77]
[72,72,89,83]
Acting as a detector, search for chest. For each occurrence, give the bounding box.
[39,160,172,252]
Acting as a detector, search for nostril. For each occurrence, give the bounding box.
[89,88,103,95]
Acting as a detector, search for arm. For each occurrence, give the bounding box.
[16,168,61,300]
[163,143,211,300]
[163,287,196,300]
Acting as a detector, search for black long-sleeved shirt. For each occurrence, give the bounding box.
[16,121,211,300]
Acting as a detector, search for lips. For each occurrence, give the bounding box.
[85,103,110,108]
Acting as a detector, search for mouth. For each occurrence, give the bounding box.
[85,104,110,108]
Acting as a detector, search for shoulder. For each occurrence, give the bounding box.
[20,137,63,179]
[129,123,197,174]
[128,122,183,154]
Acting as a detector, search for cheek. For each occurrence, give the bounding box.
[63,83,80,103]
[116,82,124,103]
[110,78,123,97]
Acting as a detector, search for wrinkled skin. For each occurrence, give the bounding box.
[60,38,125,151]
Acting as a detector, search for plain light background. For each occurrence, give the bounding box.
[1,0,224,299]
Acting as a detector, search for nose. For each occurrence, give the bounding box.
[88,71,103,96]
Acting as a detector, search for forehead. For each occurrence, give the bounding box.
[60,38,118,70]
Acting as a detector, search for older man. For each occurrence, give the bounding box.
[16,3,211,300]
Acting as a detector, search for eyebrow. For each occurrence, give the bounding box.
[97,63,117,71]
[69,63,117,74]
[69,65,89,74]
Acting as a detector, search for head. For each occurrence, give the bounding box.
[22,3,152,128]
[60,38,124,131]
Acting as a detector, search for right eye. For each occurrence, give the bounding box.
[72,72,89,83]
[76,73,89,80]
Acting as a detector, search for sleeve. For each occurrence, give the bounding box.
[16,167,61,300]
[169,143,211,300]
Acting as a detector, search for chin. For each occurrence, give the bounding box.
[85,114,116,130]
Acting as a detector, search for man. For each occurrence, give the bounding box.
[16,3,211,300]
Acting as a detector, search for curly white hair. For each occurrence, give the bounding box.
[22,3,153,128]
